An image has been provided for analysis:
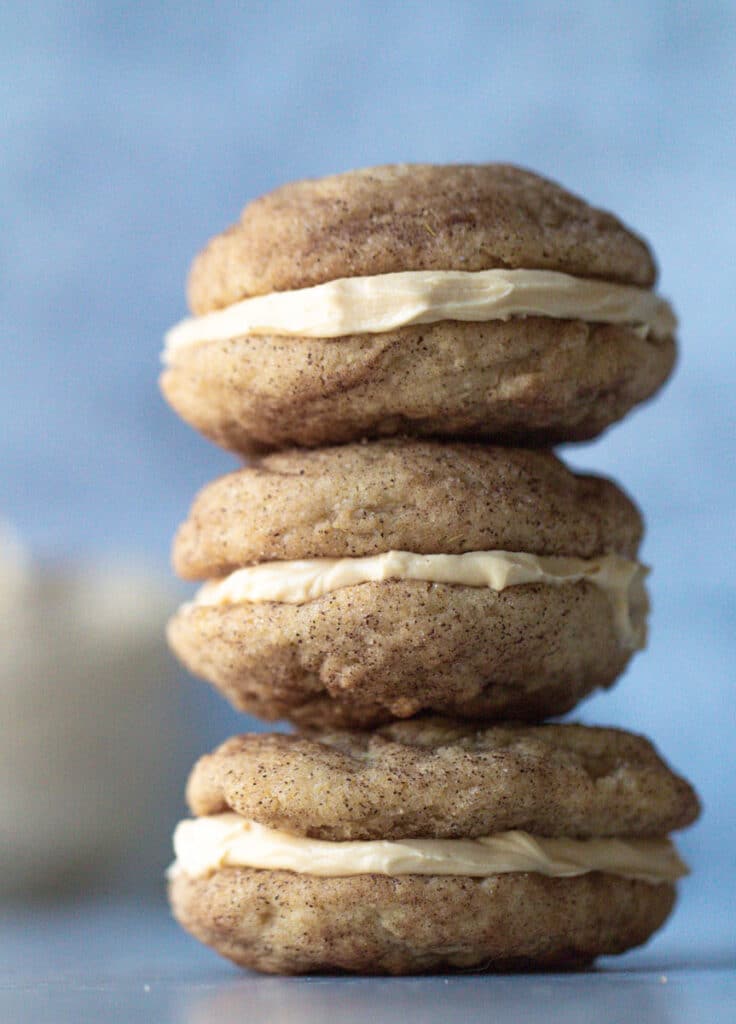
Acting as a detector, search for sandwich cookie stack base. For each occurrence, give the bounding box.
[161,164,699,974]
[168,721,696,974]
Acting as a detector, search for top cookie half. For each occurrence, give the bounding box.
[162,164,676,453]
[187,164,656,311]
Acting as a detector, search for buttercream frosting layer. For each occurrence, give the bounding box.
[163,268,676,360]
[170,813,687,885]
[190,550,648,650]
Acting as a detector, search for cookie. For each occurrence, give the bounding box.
[185,720,698,840]
[167,441,648,727]
[169,719,699,974]
[187,164,657,308]
[161,164,676,453]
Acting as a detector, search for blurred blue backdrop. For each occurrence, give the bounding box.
[1,0,733,953]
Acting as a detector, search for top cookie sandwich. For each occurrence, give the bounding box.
[161,164,676,453]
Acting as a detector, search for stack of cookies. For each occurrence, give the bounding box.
[161,164,699,974]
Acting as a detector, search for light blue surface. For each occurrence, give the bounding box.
[1,0,734,994]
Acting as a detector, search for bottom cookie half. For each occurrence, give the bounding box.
[160,318,675,454]
[168,580,638,727]
[169,868,674,975]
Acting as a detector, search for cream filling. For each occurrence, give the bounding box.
[162,268,676,360]
[169,813,687,885]
[191,550,649,650]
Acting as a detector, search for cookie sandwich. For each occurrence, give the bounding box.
[161,164,676,454]
[169,719,699,975]
[167,440,648,726]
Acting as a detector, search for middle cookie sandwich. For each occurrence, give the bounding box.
[168,440,647,727]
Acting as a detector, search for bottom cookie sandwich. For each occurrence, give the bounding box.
[168,719,699,975]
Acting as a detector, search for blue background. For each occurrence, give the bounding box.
[2,1,734,956]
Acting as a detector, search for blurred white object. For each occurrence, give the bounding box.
[0,523,180,897]
[0,520,30,599]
